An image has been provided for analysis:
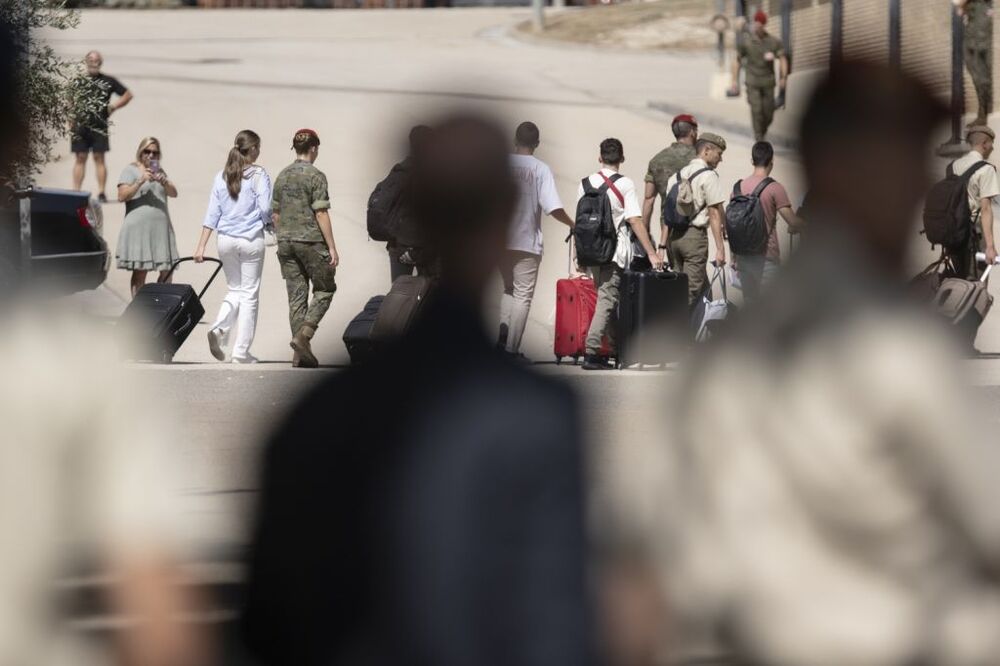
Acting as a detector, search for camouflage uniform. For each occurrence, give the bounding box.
[965,0,994,124]
[272,160,337,336]
[738,30,784,141]
[645,142,697,231]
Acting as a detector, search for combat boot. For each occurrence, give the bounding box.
[290,324,318,368]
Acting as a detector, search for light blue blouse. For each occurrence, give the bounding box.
[202,166,272,240]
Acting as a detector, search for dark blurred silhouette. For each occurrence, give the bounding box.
[657,62,1000,665]
[241,113,599,666]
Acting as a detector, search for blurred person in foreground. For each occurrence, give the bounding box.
[0,25,208,666]
[241,114,599,666]
[658,62,1000,665]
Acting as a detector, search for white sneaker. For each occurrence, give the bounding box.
[207,329,225,361]
[232,354,259,364]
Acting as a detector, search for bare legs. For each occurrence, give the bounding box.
[129,270,173,297]
[73,152,88,191]
[93,152,107,198]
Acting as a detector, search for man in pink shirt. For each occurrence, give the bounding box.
[731,141,803,300]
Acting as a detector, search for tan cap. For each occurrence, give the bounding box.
[700,132,727,151]
[966,125,995,141]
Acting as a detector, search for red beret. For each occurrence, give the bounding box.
[754,10,768,24]
[672,114,698,127]
[294,128,320,142]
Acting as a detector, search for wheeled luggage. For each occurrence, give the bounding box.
[934,263,994,350]
[554,276,609,363]
[371,275,432,342]
[342,295,385,365]
[617,269,689,368]
[119,257,223,363]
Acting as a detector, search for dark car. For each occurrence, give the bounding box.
[1,187,109,294]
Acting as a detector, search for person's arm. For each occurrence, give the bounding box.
[730,55,741,92]
[627,216,664,271]
[271,213,280,231]
[117,166,149,202]
[255,171,273,227]
[778,54,789,91]
[982,198,996,265]
[778,206,804,234]
[109,89,133,116]
[641,181,657,237]
[708,204,727,266]
[549,208,574,229]
[315,210,339,267]
[156,171,178,198]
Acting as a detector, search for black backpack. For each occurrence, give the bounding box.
[367,163,408,243]
[663,167,712,232]
[574,173,622,267]
[725,177,774,256]
[923,160,992,249]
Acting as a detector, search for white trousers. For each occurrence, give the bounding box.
[211,232,265,359]
[498,250,541,354]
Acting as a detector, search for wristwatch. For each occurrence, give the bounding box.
[657,244,668,250]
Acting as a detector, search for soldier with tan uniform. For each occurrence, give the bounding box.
[947,124,1000,279]
[729,10,788,142]
[663,133,729,304]
[272,129,340,368]
[958,0,994,126]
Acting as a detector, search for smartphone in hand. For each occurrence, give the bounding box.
[150,158,160,174]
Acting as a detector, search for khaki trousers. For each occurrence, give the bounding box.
[585,263,622,356]
[667,226,709,305]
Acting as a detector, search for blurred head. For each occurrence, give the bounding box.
[85,50,102,76]
[671,114,698,143]
[224,129,261,199]
[600,138,625,167]
[967,125,995,159]
[410,113,516,298]
[800,61,948,272]
[408,124,431,155]
[135,137,161,168]
[695,133,726,168]
[292,129,320,162]
[751,141,774,172]
[753,10,767,36]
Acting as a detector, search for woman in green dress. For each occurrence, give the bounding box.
[116,136,180,296]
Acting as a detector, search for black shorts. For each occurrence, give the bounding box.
[71,126,110,154]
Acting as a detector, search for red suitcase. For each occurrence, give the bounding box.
[554,276,609,363]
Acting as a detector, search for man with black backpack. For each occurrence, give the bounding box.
[727,141,802,301]
[576,138,662,371]
[660,133,729,305]
[367,125,432,282]
[944,125,999,279]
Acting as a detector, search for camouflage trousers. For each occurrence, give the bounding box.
[747,84,776,141]
[277,241,337,336]
[966,46,994,121]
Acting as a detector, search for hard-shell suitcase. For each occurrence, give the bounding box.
[617,269,689,368]
[343,295,385,365]
[554,276,610,363]
[119,257,223,363]
[371,275,432,342]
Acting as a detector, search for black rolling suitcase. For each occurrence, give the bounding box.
[342,295,385,365]
[119,257,223,363]
[617,269,689,368]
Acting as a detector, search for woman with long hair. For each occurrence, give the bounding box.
[116,136,179,296]
[194,129,271,363]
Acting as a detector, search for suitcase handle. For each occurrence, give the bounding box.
[165,257,224,300]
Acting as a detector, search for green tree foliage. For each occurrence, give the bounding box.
[0,0,104,184]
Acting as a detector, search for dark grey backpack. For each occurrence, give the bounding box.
[725,177,774,256]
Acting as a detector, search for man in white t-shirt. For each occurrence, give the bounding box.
[947,124,1000,280]
[579,138,663,371]
[498,122,575,359]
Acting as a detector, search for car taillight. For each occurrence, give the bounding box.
[77,204,100,230]
[77,206,92,228]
